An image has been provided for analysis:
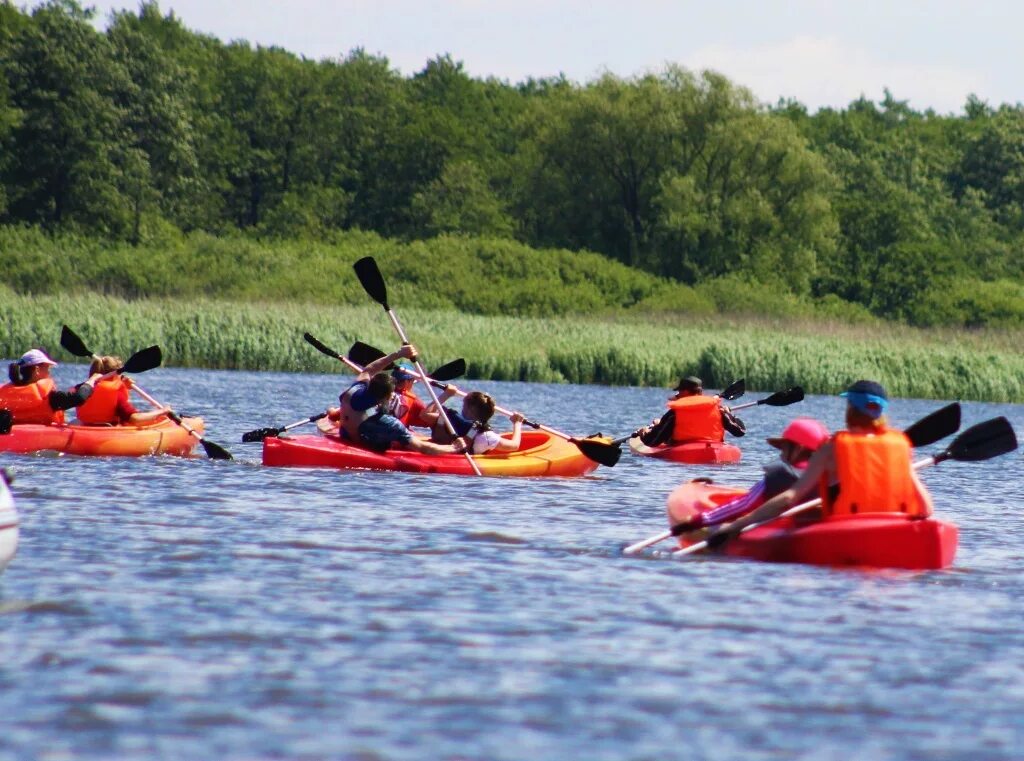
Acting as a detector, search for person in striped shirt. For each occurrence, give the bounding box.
[671,418,830,534]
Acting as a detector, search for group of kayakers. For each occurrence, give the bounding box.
[320,343,525,457]
[0,349,168,430]
[1,341,936,544]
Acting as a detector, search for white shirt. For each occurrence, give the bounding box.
[470,430,503,454]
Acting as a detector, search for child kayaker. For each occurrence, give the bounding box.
[670,417,830,534]
[75,356,170,425]
[638,375,745,446]
[387,363,433,429]
[0,349,102,426]
[704,380,934,548]
[426,388,526,454]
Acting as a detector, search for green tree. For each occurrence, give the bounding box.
[410,159,514,237]
[3,0,134,233]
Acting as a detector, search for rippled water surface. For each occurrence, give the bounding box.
[2,365,1024,760]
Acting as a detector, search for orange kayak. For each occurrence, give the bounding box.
[667,481,958,569]
[0,417,203,457]
[629,437,742,464]
[263,430,601,477]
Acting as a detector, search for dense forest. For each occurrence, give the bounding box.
[2,0,1024,328]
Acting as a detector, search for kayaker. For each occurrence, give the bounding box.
[387,364,433,429]
[0,349,102,426]
[427,387,526,454]
[328,344,469,455]
[75,356,170,425]
[704,380,934,547]
[670,417,830,534]
[638,376,745,446]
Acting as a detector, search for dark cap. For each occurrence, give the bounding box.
[840,380,888,400]
[673,376,703,392]
[840,379,889,419]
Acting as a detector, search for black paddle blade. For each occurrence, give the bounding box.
[60,325,92,358]
[121,345,162,374]
[241,427,281,443]
[0,409,11,435]
[303,332,343,361]
[348,341,387,367]
[946,417,1017,462]
[762,386,804,406]
[430,358,466,382]
[573,437,622,467]
[200,439,233,460]
[720,379,745,400]
[353,256,389,309]
[905,403,961,448]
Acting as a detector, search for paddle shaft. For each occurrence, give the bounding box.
[382,309,481,476]
[672,456,935,557]
[130,384,202,441]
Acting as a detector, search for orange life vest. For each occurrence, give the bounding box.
[76,377,125,425]
[668,395,724,443]
[0,378,63,425]
[820,429,930,517]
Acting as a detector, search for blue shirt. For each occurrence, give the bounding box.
[359,413,413,449]
[343,381,378,412]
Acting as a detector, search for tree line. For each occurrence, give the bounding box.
[2,1,1024,327]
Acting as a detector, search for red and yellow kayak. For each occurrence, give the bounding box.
[667,481,957,570]
[263,430,601,477]
[629,437,742,464]
[0,417,203,458]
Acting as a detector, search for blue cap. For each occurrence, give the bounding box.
[840,380,889,419]
[391,364,417,382]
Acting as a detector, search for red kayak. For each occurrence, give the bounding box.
[630,437,741,464]
[667,481,958,570]
[263,430,600,477]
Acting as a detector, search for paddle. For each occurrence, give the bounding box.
[622,402,963,555]
[728,386,805,412]
[673,413,1015,559]
[304,334,467,384]
[241,339,468,443]
[353,256,482,475]
[611,378,747,448]
[242,412,329,443]
[347,341,620,467]
[60,326,232,460]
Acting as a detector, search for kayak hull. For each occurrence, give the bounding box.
[0,418,203,458]
[0,488,17,575]
[667,481,957,570]
[262,430,600,477]
[630,437,742,464]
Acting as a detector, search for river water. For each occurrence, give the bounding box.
[1,365,1023,760]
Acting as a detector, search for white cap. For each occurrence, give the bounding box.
[18,349,58,368]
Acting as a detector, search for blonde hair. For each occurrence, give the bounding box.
[89,355,123,375]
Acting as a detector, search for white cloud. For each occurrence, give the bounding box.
[685,35,987,114]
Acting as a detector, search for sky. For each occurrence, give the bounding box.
[82,0,1022,114]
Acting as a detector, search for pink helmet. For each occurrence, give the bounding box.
[766,418,830,453]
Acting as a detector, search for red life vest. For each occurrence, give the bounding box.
[667,395,724,443]
[820,429,930,517]
[390,389,429,427]
[0,378,63,425]
[75,377,126,425]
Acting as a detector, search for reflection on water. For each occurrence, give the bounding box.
[1,364,1023,760]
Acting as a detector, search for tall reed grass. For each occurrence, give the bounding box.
[3,289,1022,402]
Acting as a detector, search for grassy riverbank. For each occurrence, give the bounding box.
[3,290,1022,402]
